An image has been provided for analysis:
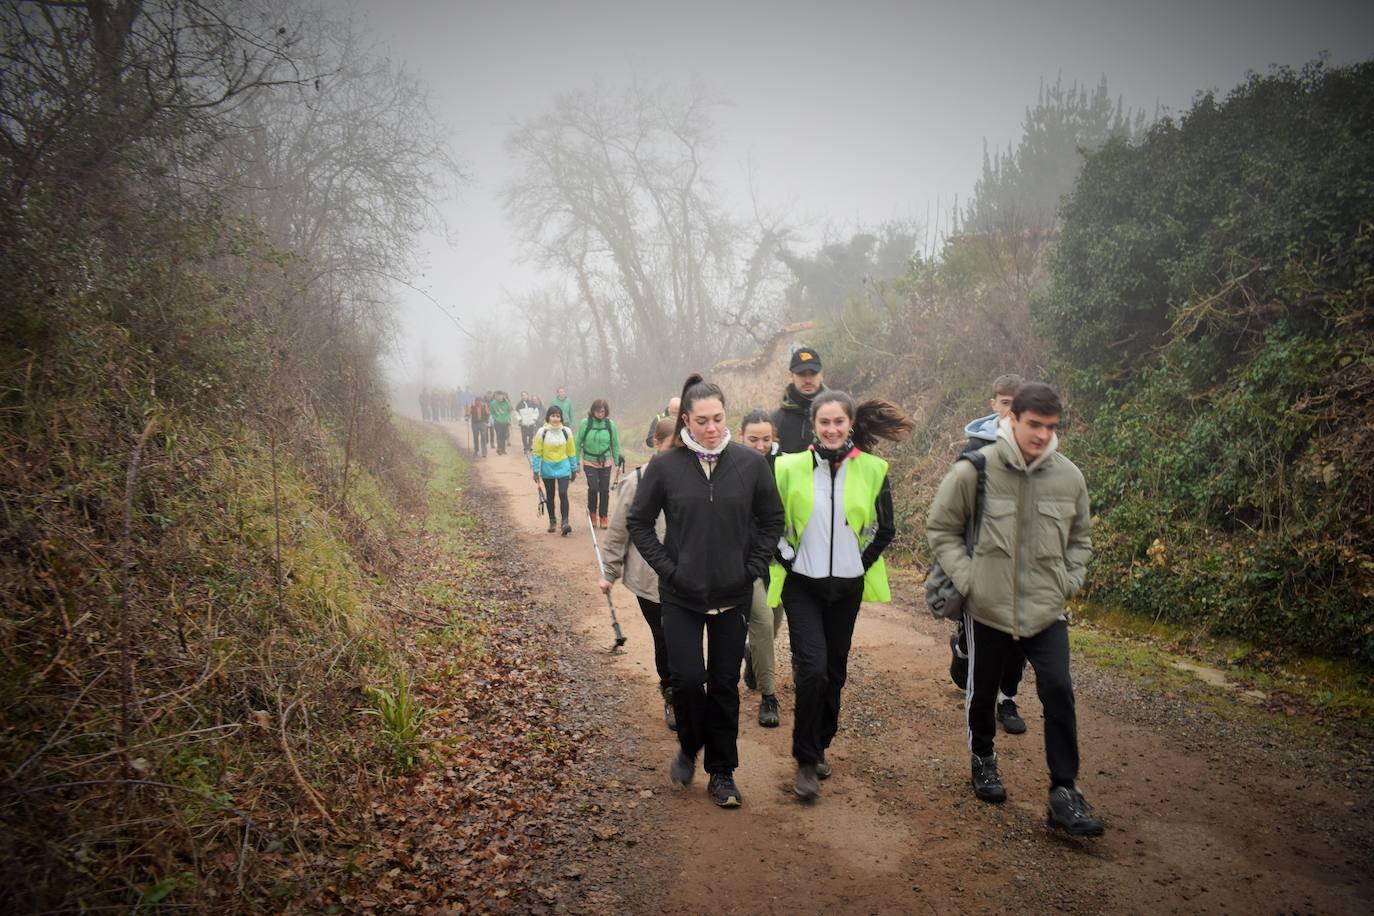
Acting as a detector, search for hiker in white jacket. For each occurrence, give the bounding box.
[515,391,541,454]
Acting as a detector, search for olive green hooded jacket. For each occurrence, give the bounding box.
[926,419,1091,639]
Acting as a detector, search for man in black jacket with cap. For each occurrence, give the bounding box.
[772,345,827,454]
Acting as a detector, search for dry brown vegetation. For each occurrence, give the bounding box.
[0,1,461,908]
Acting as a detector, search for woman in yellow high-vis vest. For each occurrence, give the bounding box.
[769,390,912,801]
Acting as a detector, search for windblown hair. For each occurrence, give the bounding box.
[587,398,610,419]
[1011,382,1062,418]
[810,390,913,452]
[739,408,775,433]
[673,373,726,447]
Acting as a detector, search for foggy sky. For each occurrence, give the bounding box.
[370,0,1374,388]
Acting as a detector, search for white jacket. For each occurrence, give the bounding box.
[784,451,865,580]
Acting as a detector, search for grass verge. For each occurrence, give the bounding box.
[1071,601,1374,729]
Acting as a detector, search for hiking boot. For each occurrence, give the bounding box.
[661,685,677,732]
[1047,786,1105,836]
[998,698,1027,734]
[758,694,779,728]
[600,516,610,529]
[708,772,742,808]
[669,751,695,786]
[971,753,1007,803]
[742,652,757,691]
[793,763,820,801]
[950,628,969,690]
[815,750,832,780]
[547,518,556,533]
[560,520,571,536]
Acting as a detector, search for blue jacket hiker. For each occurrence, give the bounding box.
[531,406,579,536]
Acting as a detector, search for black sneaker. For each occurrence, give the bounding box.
[743,652,757,691]
[793,763,820,801]
[815,750,832,780]
[1047,787,1105,836]
[997,699,1027,735]
[950,627,969,690]
[669,751,695,786]
[661,685,677,732]
[708,772,742,808]
[560,520,571,536]
[758,694,779,728]
[971,753,1007,803]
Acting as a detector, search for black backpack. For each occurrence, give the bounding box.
[923,450,988,620]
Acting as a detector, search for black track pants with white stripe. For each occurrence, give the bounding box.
[966,615,1079,786]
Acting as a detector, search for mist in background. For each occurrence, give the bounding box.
[373,0,1374,397]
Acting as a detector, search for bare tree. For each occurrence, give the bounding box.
[204,20,458,495]
[504,83,788,396]
[0,0,313,196]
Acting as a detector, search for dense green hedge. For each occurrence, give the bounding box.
[1038,61,1374,665]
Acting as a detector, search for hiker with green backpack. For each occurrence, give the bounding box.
[489,390,513,456]
[576,399,623,530]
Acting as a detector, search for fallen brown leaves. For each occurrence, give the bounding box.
[280,469,632,914]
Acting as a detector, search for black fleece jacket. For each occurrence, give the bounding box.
[772,383,826,454]
[626,442,784,612]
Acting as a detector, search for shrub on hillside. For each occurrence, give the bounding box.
[1038,60,1374,665]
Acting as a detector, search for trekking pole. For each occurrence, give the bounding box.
[534,479,547,517]
[587,515,627,651]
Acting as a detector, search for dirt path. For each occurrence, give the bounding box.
[467,439,1374,914]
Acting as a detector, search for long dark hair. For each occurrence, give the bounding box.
[586,398,610,421]
[673,373,726,447]
[810,390,913,452]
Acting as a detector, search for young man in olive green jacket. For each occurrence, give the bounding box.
[926,382,1104,836]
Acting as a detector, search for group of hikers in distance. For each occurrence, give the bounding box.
[455,347,1104,837]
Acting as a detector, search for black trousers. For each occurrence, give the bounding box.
[585,465,612,518]
[956,620,1026,697]
[966,615,1078,786]
[635,595,671,689]
[473,423,488,456]
[541,475,569,522]
[782,574,864,765]
[494,423,509,454]
[661,601,748,775]
[520,425,535,452]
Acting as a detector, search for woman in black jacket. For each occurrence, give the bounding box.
[627,374,785,808]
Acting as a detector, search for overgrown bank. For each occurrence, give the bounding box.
[0,402,631,909]
[0,4,458,907]
[800,61,1373,673]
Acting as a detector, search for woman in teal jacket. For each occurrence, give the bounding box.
[577,399,623,529]
[532,405,579,535]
